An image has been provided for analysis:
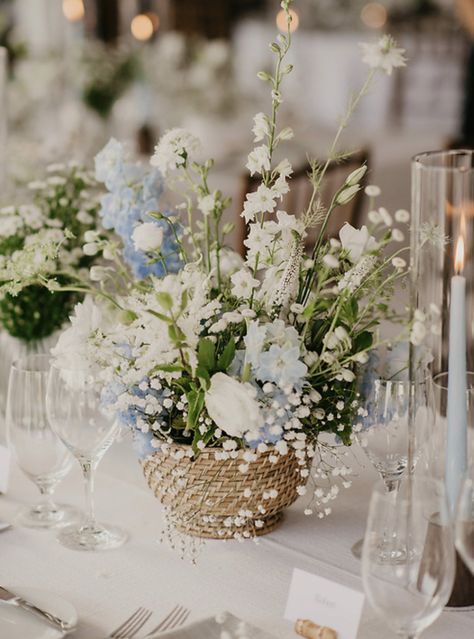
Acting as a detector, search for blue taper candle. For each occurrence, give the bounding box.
[446,236,468,514]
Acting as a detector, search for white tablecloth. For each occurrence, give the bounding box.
[1,438,473,639]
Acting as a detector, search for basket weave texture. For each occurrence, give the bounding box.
[142,444,303,539]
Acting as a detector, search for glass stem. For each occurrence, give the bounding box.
[80,460,97,530]
[37,482,57,511]
[384,477,401,493]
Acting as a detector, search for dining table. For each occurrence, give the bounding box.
[1,436,473,639]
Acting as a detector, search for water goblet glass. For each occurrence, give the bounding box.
[455,468,474,576]
[352,377,433,557]
[46,362,127,551]
[362,478,455,639]
[6,354,74,528]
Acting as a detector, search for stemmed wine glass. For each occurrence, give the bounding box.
[46,362,127,551]
[6,354,75,528]
[432,372,474,576]
[455,468,474,576]
[362,478,455,639]
[352,376,432,557]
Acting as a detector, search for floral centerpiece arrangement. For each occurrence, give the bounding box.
[1,2,415,548]
[142,33,235,125]
[0,162,103,342]
[79,42,140,120]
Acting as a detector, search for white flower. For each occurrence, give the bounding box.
[252,112,270,142]
[242,184,276,224]
[378,207,392,227]
[323,254,340,269]
[205,373,263,438]
[345,165,367,186]
[246,145,271,176]
[231,269,260,298]
[198,192,217,216]
[83,242,99,256]
[339,223,377,263]
[51,297,109,373]
[150,128,201,175]
[132,223,164,253]
[364,185,381,198]
[84,231,99,242]
[395,209,410,223]
[410,321,427,346]
[392,257,406,269]
[336,185,360,206]
[360,35,407,75]
[278,127,294,141]
[338,254,377,293]
[275,158,293,178]
[89,266,109,282]
[391,228,404,242]
[368,210,381,224]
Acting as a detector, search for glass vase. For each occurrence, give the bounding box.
[411,150,474,375]
[411,149,474,608]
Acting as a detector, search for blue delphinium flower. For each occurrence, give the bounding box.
[95,138,182,279]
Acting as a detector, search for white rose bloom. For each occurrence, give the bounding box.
[339,223,377,263]
[132,223,164,253]
[205,373,263,438]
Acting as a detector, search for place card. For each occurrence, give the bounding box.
[284,568,365,639]
[0,444,11,494]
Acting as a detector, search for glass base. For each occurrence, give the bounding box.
[351,536,411,563]
[57,522,127,551]
[15,503,79,529]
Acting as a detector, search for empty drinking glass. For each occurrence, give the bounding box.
[352,376,433,556]
[46,362,127,551]
[362,478,455,639]
[6,354,74,528]
[455,469,474,576]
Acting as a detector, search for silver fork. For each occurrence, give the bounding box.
[145,604,190,636]
[106,607,153,638]
[105,605,190,639]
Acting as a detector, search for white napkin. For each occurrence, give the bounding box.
[153,612,277,639]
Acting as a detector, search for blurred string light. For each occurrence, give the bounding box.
[360,3,387,29]
[131,12,159,41]
[62,0,84,22]
[276,8,299,33]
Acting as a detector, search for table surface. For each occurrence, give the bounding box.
[1,436,473,639]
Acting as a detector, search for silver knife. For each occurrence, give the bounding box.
[0,586,76,633]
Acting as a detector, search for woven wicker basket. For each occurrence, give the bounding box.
[142,444,303,539]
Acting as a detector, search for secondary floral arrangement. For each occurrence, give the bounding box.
[79,42,140,120]
[1,3,415,550]
[0,162,102,342]
[141,32,236,125]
